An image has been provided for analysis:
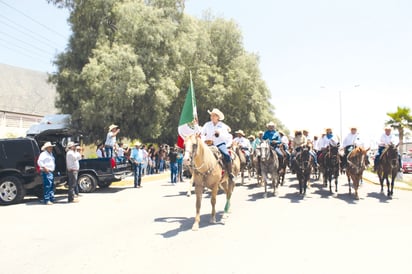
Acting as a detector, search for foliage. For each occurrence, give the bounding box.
[48,0,278,144]
[386,106,412,154]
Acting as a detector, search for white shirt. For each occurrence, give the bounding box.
[66,149,81,171]
[201,121,232,146]
[343,133,364,148]
[234,136,251,150]
[37,151,55,172]
[378,133,398,147]
[105,132,116,147]
[320,134,340,149]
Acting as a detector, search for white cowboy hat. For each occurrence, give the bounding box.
[66,141,78,148]
[266,121,276,127]
[235,129,245,136]
[384,126,392,130]
[41,141,55,151]
[207,108,224,120]
[134,141,142,147]
[108,124,118,131]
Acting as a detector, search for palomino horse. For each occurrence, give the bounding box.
[377,144,399,197]
[233,143,252,185]
[319,145,341,193]
[345,146,369,200]
[293,145,313,195]
[255,140,279,198]
[183,134,239,230]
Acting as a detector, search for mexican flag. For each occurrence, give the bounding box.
[177,74,198,148]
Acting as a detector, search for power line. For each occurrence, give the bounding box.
[0,0,67,40]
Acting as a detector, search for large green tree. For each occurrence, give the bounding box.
[48,0,278,144]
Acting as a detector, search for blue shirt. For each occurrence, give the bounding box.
[130,148,144,164]
[262,130,281,145]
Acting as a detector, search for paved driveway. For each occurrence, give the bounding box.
[2,172,412,274]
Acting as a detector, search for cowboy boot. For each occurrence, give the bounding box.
[225,161,234,179]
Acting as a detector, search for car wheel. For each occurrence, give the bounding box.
[0,176,26,205]
[78,174,97,193]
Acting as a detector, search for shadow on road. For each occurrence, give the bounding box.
[367,192,392,203]
[154,213,225,238]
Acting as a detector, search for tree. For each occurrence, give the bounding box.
[48,0,278,144]
[386,106,412,154]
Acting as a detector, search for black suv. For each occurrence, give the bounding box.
[0,138,42,205]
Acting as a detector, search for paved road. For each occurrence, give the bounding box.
[2,172,412,274]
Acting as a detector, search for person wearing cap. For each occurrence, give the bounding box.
[374,126,401,171]
[201,108,234,178]
[105,124,120,158]
[234,130,252,164]
[66,141,81,203]
[131,141,144,188]
[252,130,264,151]
[37,142,56,205]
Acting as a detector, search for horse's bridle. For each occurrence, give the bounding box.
[185,136,218,177]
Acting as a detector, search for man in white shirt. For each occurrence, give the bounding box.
[374,126,401,171]
[233,130,252,164]
[342,127,363,169]
[37,142,56,205]
[201,108,234,178]
[66,141,81,203]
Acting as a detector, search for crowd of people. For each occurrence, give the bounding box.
[36,111,403,205]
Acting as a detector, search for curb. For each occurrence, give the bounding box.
[362,174,412,192]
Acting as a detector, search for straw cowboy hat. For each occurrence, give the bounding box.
[207,108,224,120]
[384,125,392,130]
[257,130,264,135]
[41,141,55,151]
[134,141,142,147]
[66,141,78,149]
[108,124,119,131]
[266,121,276,127]
[247,135,255,140]
[235,129,245,136]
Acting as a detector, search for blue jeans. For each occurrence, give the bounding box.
[217,143,231,163]
[41,172,54,203]
[105,145,113,158]
[133,163,143,187]
[170,162,178,183]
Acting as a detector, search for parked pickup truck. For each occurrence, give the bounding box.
[27,114,132,193]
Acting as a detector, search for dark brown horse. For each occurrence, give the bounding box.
[377,144,399,197]
[293,145,313,195]
[183,134,240,230]
[277,145,289,186]
[233,143,252,185]
[320,145,341,193]
[346,146,369,200]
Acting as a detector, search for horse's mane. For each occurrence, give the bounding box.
[192,135,218,166]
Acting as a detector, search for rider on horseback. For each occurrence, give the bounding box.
[262,121,284,158]
[291,130,318,172]
[318,128,340,162]
[233,130,252,164]
[201,108,234,179]
[341,126,367,171]
[373,126,402,172]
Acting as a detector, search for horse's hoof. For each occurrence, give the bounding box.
[192,224,199,231]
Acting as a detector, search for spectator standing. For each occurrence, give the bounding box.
[141,144,148,176]
[66,141,81,203]
[116,142,125,163]
[96,143,105,158]
[74,146,83,196]
[130,141,144,188]
[37,142,56,205]
[168,146,179,185]
[105,124,120,158]
[177,148,184,182]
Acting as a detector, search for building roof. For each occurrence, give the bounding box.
[0,63,57,116]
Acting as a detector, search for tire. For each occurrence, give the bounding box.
[0,176,26,205]
[97,181,112,188]
[78,174,97,193]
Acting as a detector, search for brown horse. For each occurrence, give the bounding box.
[293,145,313,195]
[345,146,369,200]
[183,134,239,230]
[377,144,399,197]
[277,145,289,186]
[319,145,341,193]
[232,143,251,185]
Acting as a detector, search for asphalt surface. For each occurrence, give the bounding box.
[2,171,412,274]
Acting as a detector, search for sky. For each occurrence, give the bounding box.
[1,0,411,145]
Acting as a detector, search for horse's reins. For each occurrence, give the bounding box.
[188,138,219,177]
